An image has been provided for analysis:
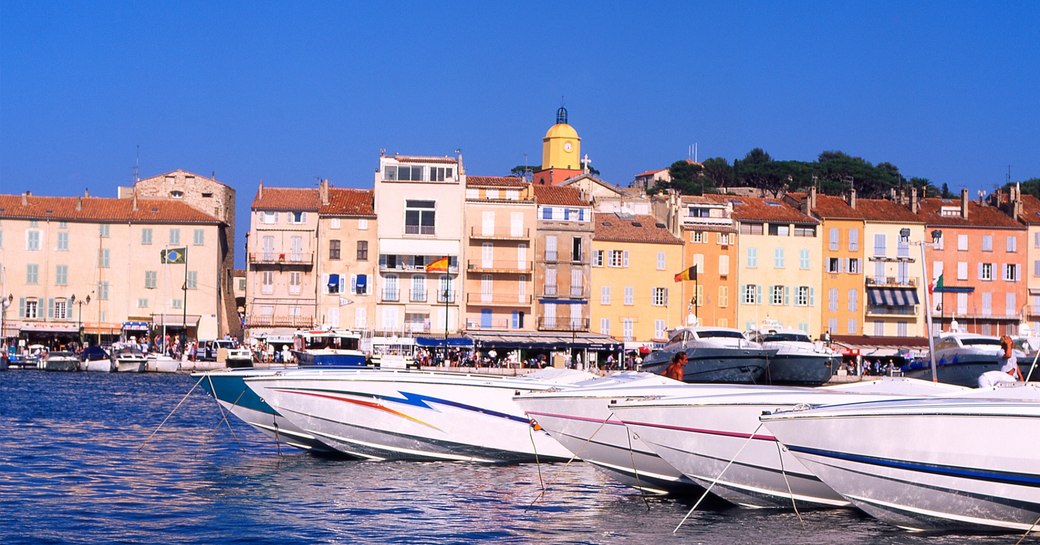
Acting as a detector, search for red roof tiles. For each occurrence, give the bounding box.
[917,198,1023,229]
[0,194,220,224]
[321,188,375,216]
[252,187,320,211]
[594,213,682,244]
[466,176,529,188]
[703,194,818,225]
[533,185,588,206]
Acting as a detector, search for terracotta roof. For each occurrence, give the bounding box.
[806,194,865,220]
[321,188,375,216]
[917,198,1023,229]
[636,168,666,177]
[252,187,320,211]
[594,213,682,245]
[1018,195,1040,225]
[0,194,221,224]
[854,198,925,223]
[465,176,528,188]
[703,194,818,224]
[392,155,458,165]
[533,185,588,206]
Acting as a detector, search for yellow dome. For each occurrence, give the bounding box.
[544,123,579,139]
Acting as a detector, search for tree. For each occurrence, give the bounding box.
[663,160,705,195]
[700,157,733,190]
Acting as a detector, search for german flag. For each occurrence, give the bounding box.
[427,256,450,272]
[673,266,697,283]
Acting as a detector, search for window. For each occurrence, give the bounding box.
[169,228,180,245]
[828,288,839,311]
[799,249,810,270]
[329,240,341,260]
[171,298,182,310]
[829,227,839,251]
[957,234,968,251]
[55,231,68,251]
[545,236,558,261]
[24,298,39,319]
[99,281,109,301]
[601,286,611,305]
[655,319,666,340]
[847,319,857,335]
[796,286,810,306]
[358,219,369,230]
[289,272,301,295]
[743,284,758,304]
[718,233,732,245]
[141,228,152,245]
[740,223,764,235]
[657,252,666,270]
[593,250,604,267]
[774,248,785,268]
[1005,264,1019,282]
[572,237,583,262]
[429,166,454,181]
[1007,292,1017,318]
[411,275,427,302]
[848,289,858,312]
[957,261,968,281]
[26,264,38,284]
[873,233,887,256]
[848,258,860,274]
[145,271,158,289]
[849,228,859,251]
[718,286,729,307]
[747,247,758,268]
[770,224,790,237]
[405,200,436,235]
[99,224,110,238]
[385,164,424,181]
[828,257,841,273]
[27,230,40,251]
[262,211,278,224]
[600,318,610,336]
[357,240,368,261]
[193,229,204,245]
[719,254,729,276]
[794,226,815,237]
[624,286,634,305]
[1008,236,1018,253]
[622,319,634,341]
[352,274,368,295]
[99,249,110,269]
[771,285,785,305]
[982,235,993,252]
[609,250,624,268]
[982,292,992,316]
[652,287,667,306]
[692,231,704,243]
[186,271,197,290]
[137,298,149,309]
[290,211,306,224]
[261,271,274,295]
[544,267,557,295]
[981,263,993,281]
[55,265,68,286]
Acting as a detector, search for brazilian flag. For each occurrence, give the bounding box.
[161,247,186,264]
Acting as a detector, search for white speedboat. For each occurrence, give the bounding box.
[746,324,838,385]
[194,367,337,454]
[112,346,148,373]
[514,372,761,495]
[80,345,114,372]
[903,325,1023,386]
[760,384,1040,532]
[41,351,79,372]
[147,354,180,373]
[291,329,366,367]
[244,368,594,462]
[639,316,774,383]
[611,378,971,509]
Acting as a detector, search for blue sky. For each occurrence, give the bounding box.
[2,1,1038,265]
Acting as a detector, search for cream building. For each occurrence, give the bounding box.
[0,191,224,346]
[373,154,465,336]
[462,176,537,331]
[315,182,377,332]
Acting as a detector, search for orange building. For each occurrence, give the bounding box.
[676,196,738,328]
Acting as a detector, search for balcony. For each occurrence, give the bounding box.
[537,317,590,332]
[465,293,534,306]
[382,290,400,302]
[404,225,436,235]
[249,252,314,266]
[865,305,918,317]
[865,277,918,287]
[245,315,314,328]
[436,291,457,304]
[465,317,521,330]
[379,262,460,274]
[466,259,533,274]
[469,226,530,240]
[409,290,428,302]
[545,251,558,263]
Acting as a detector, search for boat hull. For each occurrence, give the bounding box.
[642,347,770,383]
[762,353,837,385]
[761,386,1040,531]
[197,370,338,454]
[147,357,181,373]
[81,359,115,372]
[43,358,79,372]
[902,354,998,387]
[246,370,578,462]
[292,351,367,367]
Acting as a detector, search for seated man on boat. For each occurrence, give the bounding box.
[979,335,1023,387]
[663,352,686,381]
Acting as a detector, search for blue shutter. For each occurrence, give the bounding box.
[784,286,790,306]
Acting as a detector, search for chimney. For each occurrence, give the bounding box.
[890,188,897,200]
[21,191,29,206]
[131,190,139,212]
[910,187,919,214]
[76,197,83,211]
[960,188,969,219]
[319,178,329,206]
[849,187,857,209]
[898,188,906,205]
[84,188,90,198]
[809,185,817,212]
[1012,184,1023,219]
[257,179,264,200]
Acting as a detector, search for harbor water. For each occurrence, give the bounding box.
[0,371,1032,545]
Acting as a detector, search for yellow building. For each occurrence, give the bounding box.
[590,213,684,342]
[534,107,584,186]
[708,195,822,336]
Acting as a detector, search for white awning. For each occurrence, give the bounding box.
[379,238,459,256]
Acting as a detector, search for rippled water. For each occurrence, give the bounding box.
[0,371,1033,544]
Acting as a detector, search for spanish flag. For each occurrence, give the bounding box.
[673,266,697,283]
[427,256,450,272]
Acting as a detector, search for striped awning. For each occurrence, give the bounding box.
[867,288,920,306]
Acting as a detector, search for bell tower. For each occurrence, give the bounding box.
[534,107,583,185]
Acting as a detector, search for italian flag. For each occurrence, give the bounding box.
[929,273,944,294]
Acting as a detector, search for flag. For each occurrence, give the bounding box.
[673,266,697,283]
[929,273,944,294]
[426,256,450,272]
[161,247,186,264]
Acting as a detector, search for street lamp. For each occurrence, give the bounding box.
[1,294,12,347]
[901,228,942,382]
[72,294,91,345]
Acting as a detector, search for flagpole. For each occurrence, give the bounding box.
[182,248,188,354]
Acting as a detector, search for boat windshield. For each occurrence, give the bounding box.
[303,334,360,351]
[759,333,811,343]
[960,338,1001,347]
[698,330,747,340]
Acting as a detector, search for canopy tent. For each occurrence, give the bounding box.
[468,331,621,351]
[415,336,474,348]
[866,288,920,306]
